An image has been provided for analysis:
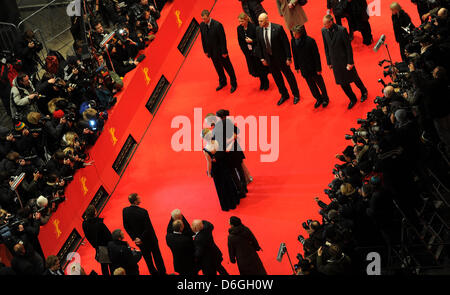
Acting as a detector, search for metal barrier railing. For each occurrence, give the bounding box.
[0,22,20,54]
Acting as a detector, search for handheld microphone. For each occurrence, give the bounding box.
[373,34,386,52]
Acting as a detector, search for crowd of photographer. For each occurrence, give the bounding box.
[294,1,450,275]
[0,0,170,275]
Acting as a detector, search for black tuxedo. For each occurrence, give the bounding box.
[291,35,329,102]
[193,220,228,275]
[322,24,366,102]
[200,19,237,87]
[255,22,299,99]
[123,205,166,274]
[166,232,196,275]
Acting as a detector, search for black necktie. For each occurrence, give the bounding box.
[264,27,272,55]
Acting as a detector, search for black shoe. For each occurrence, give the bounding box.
[293,96,300,104]
[230,85,237,93]
[361,91,368,102]
[259,78,264,90]
[349,32,354,41]
[263,78,269,90]
[322,99,329,108]
[348,100,357,109]
[277,96,289,105]
[314,100,322,108]
[216,84,226,91]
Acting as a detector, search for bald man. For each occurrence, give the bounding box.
[322,14,368,109]
[255,13,300,106]
[192,219,228,275]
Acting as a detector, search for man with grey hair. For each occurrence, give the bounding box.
[192,219,228,275]
[166,208,194,237]
[166,220,196,275]
[107,229,142,275]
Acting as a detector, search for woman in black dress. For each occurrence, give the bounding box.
[202,128,240,211]
[237,12,270,90]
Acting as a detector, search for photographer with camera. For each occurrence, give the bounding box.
[14,30,42,78]
[10,73,42,123]
[107,229,142,275]
[391,2,416,61]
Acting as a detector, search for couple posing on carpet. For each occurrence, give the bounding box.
[199,4,368,109]
[202,110,252,211]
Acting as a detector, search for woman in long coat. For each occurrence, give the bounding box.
[228,216,266,275]
[237,12,270,90]
[277,0,308,33]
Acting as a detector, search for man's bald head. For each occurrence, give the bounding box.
[438,8,448,19]
[13,243,25,255]
[383,85,395,98]
[258,13,269,28]
[191,219,204,233]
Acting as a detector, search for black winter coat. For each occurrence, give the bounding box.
[82,217,113,249]
[107,240,140,275]
[166,232,196,275]
[200,19,229,59]
[228,224,266,275]
[291,34,322,78]
[193,220,223,275]
[322,24,359,85]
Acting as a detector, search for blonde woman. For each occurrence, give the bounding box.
[237,12,270,90]
[202,128,240,211]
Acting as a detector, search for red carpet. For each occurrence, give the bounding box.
[75,0,420,275]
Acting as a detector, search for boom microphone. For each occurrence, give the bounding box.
[373,34,386,52]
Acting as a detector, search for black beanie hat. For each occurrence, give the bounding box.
[230,216,242,227]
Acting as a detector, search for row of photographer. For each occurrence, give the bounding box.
[0,1,166,269]
[293,8,450,274]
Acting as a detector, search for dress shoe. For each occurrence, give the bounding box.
[293,96,300,104]
[263,82,269,90]
[314,100,322,108]
[349,32,354,41]
[322,99,329,108]
[230,85,237,93]
[277,96,289,105]
[216,84,226,91]
[347,100,357,109]
[360,91,368,102]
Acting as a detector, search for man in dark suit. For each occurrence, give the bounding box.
[122,193,166,275]
[200,10,238,93]
[321,14,368,109]
[166,208,194,237]
[166,220,196,275]
[291,25,330,108]
[191,219,228,275]
[255,13,300,105]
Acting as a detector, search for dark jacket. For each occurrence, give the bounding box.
[228,224,266,275]
[316,253,352,275]
[291,34,322,78]
[322,24,358,85]
[166,215,194,237]
[107,239,140,275]
[392,10,414,45]
[193,220,223,275]
[200,19,229,58]
[123,205,158,244]
[82,217,113,249]
[255,22,292,65]
[166,232,196,275]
